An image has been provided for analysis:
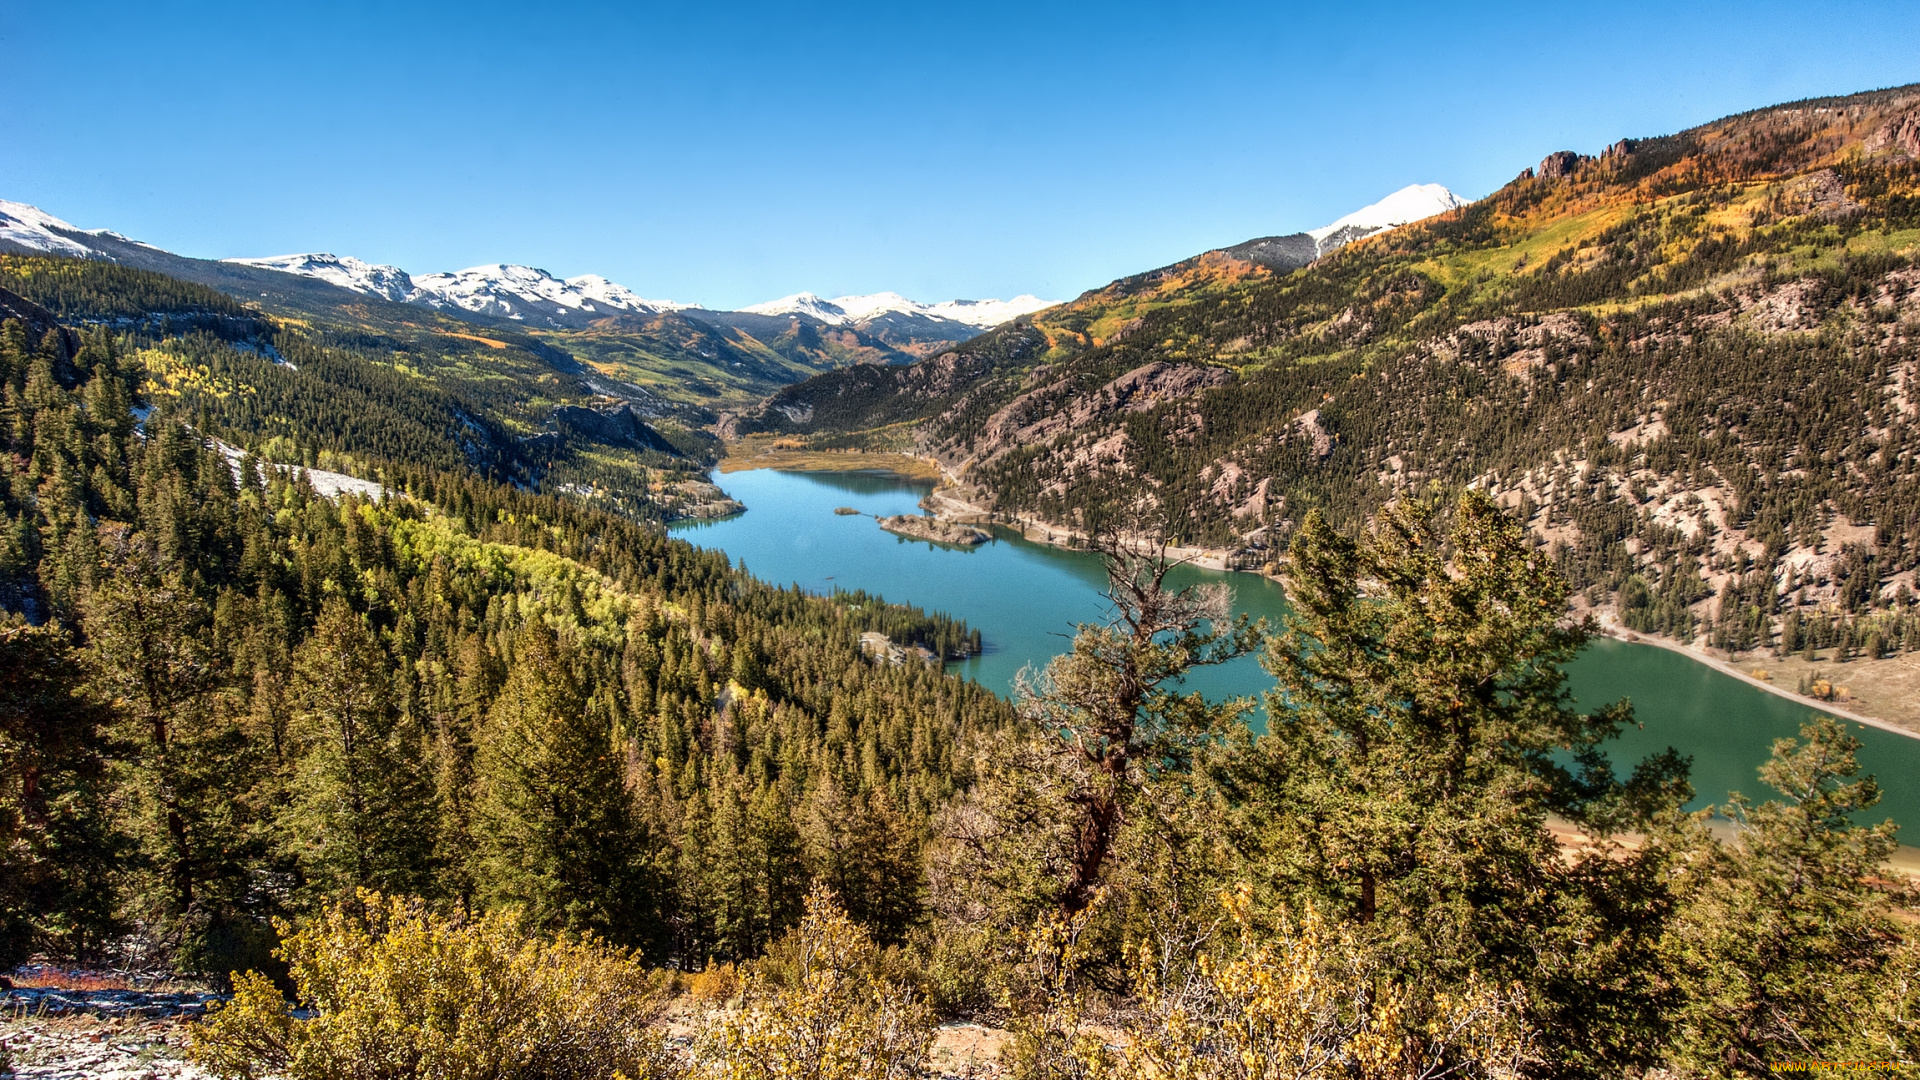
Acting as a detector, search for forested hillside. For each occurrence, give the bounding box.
[742,84,1920,656]
[0,306,1004,981]
[0,254,755,522]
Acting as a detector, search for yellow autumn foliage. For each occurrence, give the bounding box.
[1096,886,1531,1080]
[697,885,932,1080]
[187,891,679,1080]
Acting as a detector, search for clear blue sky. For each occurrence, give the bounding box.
[6,0,1917,309]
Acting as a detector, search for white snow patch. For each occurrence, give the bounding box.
[0,199,100,258]
[225,253,417,303]
[1306,184,1466,244]
[740,291,1055,329]
[224,253,690,320]
[407,263,689,318]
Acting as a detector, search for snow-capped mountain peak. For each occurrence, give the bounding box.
[741,291,1054,330]
[226,253,417,303]
[218,252,693,325]
[0,200,97,258]
[406,264,690,321]
[0,198,167,259]
[921,295,1055,328]
[1306,183,1465,244]
[740,292,851,322]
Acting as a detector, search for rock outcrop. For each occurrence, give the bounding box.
[877,515,990,546]
[1537,150,1583,179]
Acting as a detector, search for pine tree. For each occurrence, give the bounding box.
[1244,490,1693,1072]
[1667,717,1914,1068]
[0,619,120,965]
[82,530,260,968]
[473,618,655,945]
[800,772,920,944]
[283,598,437,902]
[930,535,1262,966]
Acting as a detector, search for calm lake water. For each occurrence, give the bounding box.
[671,467,1920,830]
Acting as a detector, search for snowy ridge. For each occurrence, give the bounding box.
[741,291,1055,329]
[222,255,693,322]
[0,200,96,257]
[407,264,691,321]
[1306,184,1465,246]
[0,199,165,258]
[227,253,418,303]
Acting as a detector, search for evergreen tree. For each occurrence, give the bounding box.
[930,536,1262,987]
[283,598,438,902]
[82,530,260,968]
[1667,717,1915,1069]
[473,619,655,945]
[0,619,120,964]
[1241,490,1694,1071]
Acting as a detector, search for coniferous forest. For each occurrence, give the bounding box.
[4,85,1920,1080]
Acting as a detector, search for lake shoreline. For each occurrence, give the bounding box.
[715,462,1920,743]
[1591,617,1920,743]
[919,477,1920,745]
[677,466,1920,832]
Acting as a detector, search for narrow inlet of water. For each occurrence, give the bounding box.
[671,467,1920,831]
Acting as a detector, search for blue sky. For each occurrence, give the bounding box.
[6,0,1917,309]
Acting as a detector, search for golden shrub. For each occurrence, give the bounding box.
[697,885,932,1080]
[188,891,679,1080]
[1097,886,1531,1080]
[689,963,740,1003]
[1002,892,1115,1080]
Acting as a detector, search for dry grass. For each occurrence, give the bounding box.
[717,443,944,482]
[1731,650,1920,735]
[7,968,135,991]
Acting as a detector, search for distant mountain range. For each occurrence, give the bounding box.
[0,180,1477,420]
[1,186,1475,351]
[742,291,1054,330]
[0,199,1055,346]
[225,253,696,323]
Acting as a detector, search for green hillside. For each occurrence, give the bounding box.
[0,302,1005,977]
[0,253,749,521]
[739,84,1920,653]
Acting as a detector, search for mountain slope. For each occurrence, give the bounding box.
[738,291,1056,354]
[735,85,1920,650]
[0,199,1018,407]
[0,247,744,522]
[1226,183,1468,272]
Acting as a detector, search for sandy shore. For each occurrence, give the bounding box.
[1592,617,1920,743]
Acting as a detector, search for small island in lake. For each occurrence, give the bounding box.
[833,506,862,515]
[877,514,990,546]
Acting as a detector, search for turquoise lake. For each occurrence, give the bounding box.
[671,467,1920,831]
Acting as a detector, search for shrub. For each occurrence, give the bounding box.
[698,885,932,1080]
[688,963,740,1003]
[188,891,679,1080]
[1097,886,1532,1080]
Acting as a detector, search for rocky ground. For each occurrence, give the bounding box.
[1,971,223,1080]
[877,514,990,547]
[1,1015,209,1080]
[1,974,1020,1080]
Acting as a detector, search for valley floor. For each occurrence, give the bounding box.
[716,439,944,483]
